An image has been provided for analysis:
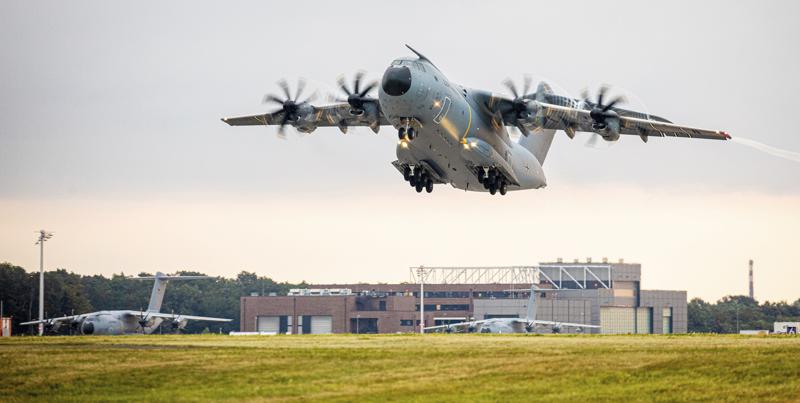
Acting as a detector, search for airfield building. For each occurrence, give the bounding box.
[240,261,687,334]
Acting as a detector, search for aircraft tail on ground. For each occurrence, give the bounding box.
[134,273,210,313]
[525,285,538,322]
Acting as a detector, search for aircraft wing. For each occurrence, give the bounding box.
[222,103,390,129]
[424,319,489,332]
[144,312,232,322]
[20,315,82,326]
[531,319,600,329]
[526,102,731,141]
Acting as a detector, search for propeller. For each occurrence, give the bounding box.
[262,78,317,138]
[333,72,378,110]
[583,85,625,130]
[502,76,535,136]
[137,308,149,334]
[330,72,380,133]
[581,86,625,147]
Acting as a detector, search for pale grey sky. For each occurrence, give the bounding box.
[1,1,798,301]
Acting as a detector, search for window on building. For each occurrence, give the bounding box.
[415,304,469,311]
[379,301,387,311]
[400,319,414,326]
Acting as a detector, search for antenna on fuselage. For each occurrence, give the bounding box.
[405,44,436,68]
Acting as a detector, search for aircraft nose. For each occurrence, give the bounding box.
[381,65,412,96]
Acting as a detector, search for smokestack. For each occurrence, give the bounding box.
[748,259,754,300]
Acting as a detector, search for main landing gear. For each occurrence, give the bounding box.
[403,165,433,193]
[477,167,508,196]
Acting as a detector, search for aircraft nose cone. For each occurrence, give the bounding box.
[381,65,412,96]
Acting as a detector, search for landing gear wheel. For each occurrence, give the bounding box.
[415,181,424,193]
[425,179,433,193]
[489,185,497,195]
[398,127,406,140]
[403,166,411,181]
[407,127,416,140]
[499,182,507,195]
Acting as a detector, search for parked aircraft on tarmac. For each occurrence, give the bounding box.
[21,273,231,335]
[223,45,729,195]
[424,285,600,334]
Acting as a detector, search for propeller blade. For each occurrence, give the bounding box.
[302,91,318,104]
[294,78,306,102]
[277,79,291,100]
[337,76,351,96]
[517,123,530,137]
[586,133,600,148]
[359,81,377,97]
[278,114,290,138]
[603,95,626,111]
[503,79,519,98]
[580,88,590,102]
[522,75,532,96]
[353,72,364,95]
[263,94,284,105]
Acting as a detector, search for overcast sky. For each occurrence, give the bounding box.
[1,0,798,302]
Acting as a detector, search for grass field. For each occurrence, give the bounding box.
[2,334,799,402]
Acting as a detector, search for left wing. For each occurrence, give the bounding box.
[532,319,600,329]
[528,102,730,141]
[424,320,488,332]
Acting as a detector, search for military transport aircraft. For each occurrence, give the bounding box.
[223,45,730,195]
[21,273,231,335]
[423,285,599,334]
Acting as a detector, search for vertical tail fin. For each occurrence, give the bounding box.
[518,81,557,165]
[133,273,211,313]
[519,129,556,165]
[526,285,537,322]
[148,272,168,313]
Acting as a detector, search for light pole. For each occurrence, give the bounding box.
[35,230,53,336]
[417,266,426,334]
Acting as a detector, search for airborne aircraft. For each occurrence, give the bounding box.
[21,273,231,335]
[223,45,730,195]
[423,285,600,334]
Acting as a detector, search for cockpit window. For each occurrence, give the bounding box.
[413,62,426,72]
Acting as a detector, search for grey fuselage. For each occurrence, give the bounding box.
[54,310,165,336]
[378,57,547,192]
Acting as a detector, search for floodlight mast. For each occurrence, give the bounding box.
[35,230,53,336]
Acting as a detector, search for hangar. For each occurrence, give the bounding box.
[240,260,686,334]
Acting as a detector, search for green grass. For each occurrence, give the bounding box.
[1,334,799,402]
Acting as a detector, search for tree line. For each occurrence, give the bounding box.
[688,295,800,333]
[2,261,799,335]
[0,262,304,335]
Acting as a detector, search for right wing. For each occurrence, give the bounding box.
[222,103,390,131]
[20,315,82,326]
[141,312,232,323]
[532,319,600,329]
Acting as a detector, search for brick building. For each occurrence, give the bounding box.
[240,261,687,334]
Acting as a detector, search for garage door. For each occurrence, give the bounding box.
[256,316,279,333]
[310,316,332,334]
